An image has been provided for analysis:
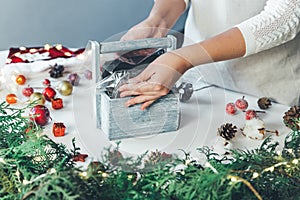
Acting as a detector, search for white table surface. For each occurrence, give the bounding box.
[0,50,291,167]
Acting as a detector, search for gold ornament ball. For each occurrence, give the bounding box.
[57,80,73,96]
[30,92,45,105]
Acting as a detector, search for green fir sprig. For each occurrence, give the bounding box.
[0,102,299,200]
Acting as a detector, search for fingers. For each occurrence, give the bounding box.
[141,100,155,110]
[119,82,169,97]
[125,95,157,110]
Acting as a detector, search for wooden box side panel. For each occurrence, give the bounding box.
[100,92,180,140]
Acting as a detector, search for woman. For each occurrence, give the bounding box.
[119,0,300,110]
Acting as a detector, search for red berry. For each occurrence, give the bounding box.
[22,87,34,97]
[43,79,51,86]
[29,105,50,126]
[235,96,248,111]
[42,87,56,101]
[226,102,237,115]
[245,109,257,120]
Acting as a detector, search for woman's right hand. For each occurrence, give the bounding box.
[121,18,168,41]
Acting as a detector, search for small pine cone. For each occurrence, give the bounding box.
[144,150,172,166]
[257,97,272,109]
[283,106,300,131]
[217,123,237,140]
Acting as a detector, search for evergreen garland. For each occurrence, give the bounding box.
[0,102,299,200]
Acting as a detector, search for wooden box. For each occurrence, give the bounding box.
[96,91,180,140]
[88,36,180,140]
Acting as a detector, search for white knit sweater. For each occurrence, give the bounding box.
[182,0,300,106]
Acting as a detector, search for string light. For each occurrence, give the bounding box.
[287,149,294,154]
[56,44,63,50]
[0,157,6,164]
[252,172,259,179]
[14,52,21,57]
[204,162,219,174]
[19,46,26,51]
[44,44,51,51]
[29,48,37,53]
[79,171,88,178]
[102,172,109,178]
[64,52,72,57]
[292,159,299,164]
[264,166,275,172]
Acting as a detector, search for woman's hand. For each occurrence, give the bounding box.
[121,18,167,41]
[118,52,191,110]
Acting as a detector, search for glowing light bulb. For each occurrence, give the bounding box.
[19,46,26,51]
[265,166,275,172]
[252,172,259,179]
[14,52,21,57]
[292,159,299,164]
[56,44,63,50]
[29,48,37,53]
[44,44,51,51]
[64,52,72,57]
[80,171,88,177]
[230,177,238,182]
[0,158,6,164]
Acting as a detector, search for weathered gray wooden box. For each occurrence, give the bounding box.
[88,36,180,140]
[98,91,180,140]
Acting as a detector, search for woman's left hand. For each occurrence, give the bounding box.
[118,52,190,110]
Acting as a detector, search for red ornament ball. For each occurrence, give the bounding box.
[42,87,56,101]
[16,75,27,85]
[22,86,34,97]
[245,109,257,120]
[235,96,248,111]
[29,105,50,126]
[43,79,51,86]
[6,93,17,104]
[226,102,237,115]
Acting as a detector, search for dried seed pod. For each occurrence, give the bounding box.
[257,97,272,109]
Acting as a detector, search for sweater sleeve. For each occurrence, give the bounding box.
[236,0,300,56]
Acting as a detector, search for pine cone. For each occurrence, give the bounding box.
[283,106,300,131]
[257,97,272,109]
[217,123,237,140]
[144,150,172,166]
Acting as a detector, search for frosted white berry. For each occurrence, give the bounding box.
[242,118,266,140]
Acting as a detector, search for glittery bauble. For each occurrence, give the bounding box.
[29,105,50,126]
[6,93,17,104]
[84,70,92,80]
[57,80,73,96]
[22,87,34,97]
[29,92,46,105]
[15,74,27,85]
[42,87,56,101]
[68,73,80,86]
